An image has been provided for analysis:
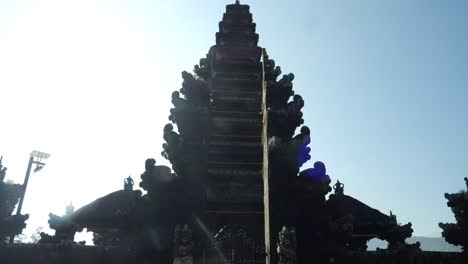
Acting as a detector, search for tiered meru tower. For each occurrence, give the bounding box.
[0,2,432,264]
[163,1,320,263]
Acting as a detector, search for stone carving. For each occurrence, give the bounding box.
[180,71,210,106]
[169,73,210,129]
[382,222,420,251]
[374,212,420,251]
[266,73,296,110]
[268,94,304,139]
[439,178,467,252]
[65,202,75,217]
[298,161,332,197]
[292,126,311,168]
[264,49,295,113]
[193,58,209,80]
[269,126,311,179]
[333,180,344,195]
[172,91,189,110]
[277,226,297,264]
[140,159,175,191]
[439,223,463,247]
[169,91,189,124]
[389,211,397,224]
[301,161,326,179]
[162,124,183,162]
[263,49,282,81]
[139,158,182,214]
[39,213,78,244]
[173,224,194,264]
[279,74,295,93]
[0,214,29,244]
[124,176,134,191]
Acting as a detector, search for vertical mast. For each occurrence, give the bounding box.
[261,50,271,264]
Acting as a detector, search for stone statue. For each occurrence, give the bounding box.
[173,224,194,264]
[277,226,297,264]
[333,180,344,195]
[124,176,134,191]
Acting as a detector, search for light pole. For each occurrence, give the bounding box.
[9,150,50,243]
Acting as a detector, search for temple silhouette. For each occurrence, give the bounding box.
[0,2,466,264]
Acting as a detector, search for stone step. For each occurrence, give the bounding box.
[208,148,262,163]
[209,77,262,93]
[210,46,261,62]
[219,21,256,34]
[222,12,253,24]
[211,94,261,112]
[209,137,261,147]
[213,60,261,75]
[216,32,259,48]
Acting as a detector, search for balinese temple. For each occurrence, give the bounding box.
[0,1,465,264]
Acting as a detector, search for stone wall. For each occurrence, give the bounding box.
[0,244,464,264]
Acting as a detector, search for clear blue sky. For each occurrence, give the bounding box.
[0,0,467,239]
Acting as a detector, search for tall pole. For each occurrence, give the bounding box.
[9,156,34,243]
[261,49,271,264]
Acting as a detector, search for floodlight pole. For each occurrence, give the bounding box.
[9,153,47,244]
[16,156,35,218]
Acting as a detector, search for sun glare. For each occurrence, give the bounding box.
[0,0,166,244]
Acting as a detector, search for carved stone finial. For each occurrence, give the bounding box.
[333,180,344,195]
[124,175,134,191]
[277,226,297,264]
[235,0,240,5]
[389,211,397,224]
